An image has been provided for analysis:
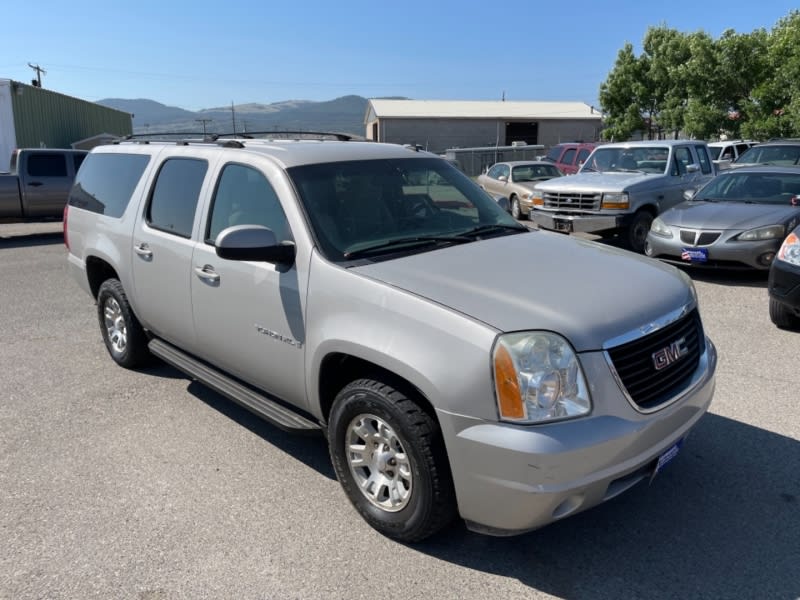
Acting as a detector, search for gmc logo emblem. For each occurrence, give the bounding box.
[652,337,689,371]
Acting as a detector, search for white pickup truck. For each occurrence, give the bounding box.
[529,140,716,252]
[0,148,87,222]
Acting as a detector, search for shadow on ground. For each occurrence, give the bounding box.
[0,231,64,249]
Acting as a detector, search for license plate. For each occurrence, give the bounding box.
[681,247,708,263]
[554,219,573,233]
[650,438,683,482]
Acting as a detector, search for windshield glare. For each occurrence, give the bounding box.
[288,158,522,261]
[696,172,800,204]
[583,147,669,174]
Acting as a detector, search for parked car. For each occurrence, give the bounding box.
[0,148,87,222]
[541,142,598,175]
[732,140,800,167]
[530,140,716,252]
[65,135,716,542]
[768,224,800,328]
[645,167,800,269]
[707,140,758,170]
[476,160,562,219]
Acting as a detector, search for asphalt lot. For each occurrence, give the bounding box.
[1,222,798,600]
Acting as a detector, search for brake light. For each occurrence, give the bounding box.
[63,203,70,250]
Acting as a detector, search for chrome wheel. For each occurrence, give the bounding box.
[345,413,412,512]
[103,296,127,355]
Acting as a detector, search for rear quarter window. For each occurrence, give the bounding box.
[68,153,151,218]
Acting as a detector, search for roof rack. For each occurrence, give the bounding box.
[212,130,357,141]
[115,130,359,146]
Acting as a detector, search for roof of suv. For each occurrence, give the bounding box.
[108,138,436,169]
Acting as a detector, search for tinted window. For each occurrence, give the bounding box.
[147,158,207,238]
[73,153,86,172]
[68,153,151,217]
[206,163,291,244]
[695,145,712,174]
[27,153,67,177]
[561,148,576,165]
[577,148,591,164]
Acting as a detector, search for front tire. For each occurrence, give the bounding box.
[328,378,456,542]
[510,195,521,220]
[626,210,654,253]
[96,278,151,369]
[769,296,800,329]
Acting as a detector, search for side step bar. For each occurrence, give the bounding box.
[148,338,322,434]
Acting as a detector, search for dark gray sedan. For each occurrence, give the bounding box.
[645,167,800,269]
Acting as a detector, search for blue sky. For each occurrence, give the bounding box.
[2,0,797,111]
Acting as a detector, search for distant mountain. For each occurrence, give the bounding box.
[97,95,378,136]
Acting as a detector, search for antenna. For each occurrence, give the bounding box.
[28,63,46,87]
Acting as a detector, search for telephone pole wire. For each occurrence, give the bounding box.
[28,63,46,87]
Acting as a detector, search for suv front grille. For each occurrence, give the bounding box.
[542,192,601,210]
[606,309,704,411]
[680,230,721,246]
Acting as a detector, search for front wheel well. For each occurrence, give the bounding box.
[317,353,436,424]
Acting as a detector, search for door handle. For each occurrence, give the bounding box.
[194,264,220,283]
[27,181,43,187]
[133,242,153,259]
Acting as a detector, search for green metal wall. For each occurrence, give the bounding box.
[10,80,132,148]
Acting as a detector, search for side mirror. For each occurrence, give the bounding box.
[215,225,295,265]
[683,189,697,201]
[498,175,508,182]
[686,163,700,173]
[494,196,511,213]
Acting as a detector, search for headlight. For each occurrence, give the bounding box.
[493,332,591,424]
[777,231,800,265]
[531,189,543,206]
[649,216,673,238]
[601,192,629,210]
[736,224,785,241]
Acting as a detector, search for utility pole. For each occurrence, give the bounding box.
[230,101,237,135]
[195,118,212,139]
[28,63,46,87]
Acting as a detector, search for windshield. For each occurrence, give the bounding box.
[734,145,800,166]
[288,157,525,262]
[582,146,669,174]
[512,164,561,181]
[695,171,800,204]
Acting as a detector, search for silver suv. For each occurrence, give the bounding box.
[65,134,717,541]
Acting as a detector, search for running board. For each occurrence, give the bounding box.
[148,338,322,434]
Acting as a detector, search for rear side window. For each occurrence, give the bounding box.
[27,153,67,177]
[147,158,208,238]
[561,148,576,165]
[68,153,151,217]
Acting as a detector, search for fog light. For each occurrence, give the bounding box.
[758,252,776,266]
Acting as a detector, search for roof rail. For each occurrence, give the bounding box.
[211,130,357,141]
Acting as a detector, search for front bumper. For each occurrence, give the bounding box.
[437,341,717,536]
[646,230,781,270]
[530,210,625,234]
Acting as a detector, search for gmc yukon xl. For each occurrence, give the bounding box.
[65,135,717,541]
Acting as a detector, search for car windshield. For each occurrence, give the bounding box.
[512,164,561,181]
[582,146,669,174]
[735,145,800,166]
[288,157,526,262]
[694,171,800,204]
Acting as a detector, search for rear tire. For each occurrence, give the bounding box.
[328,377,456,542]
[769,296,800,329]
[96,279,151,369]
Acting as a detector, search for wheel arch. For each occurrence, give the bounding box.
[85,256,120,299]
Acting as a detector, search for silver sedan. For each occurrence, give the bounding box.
[645,167,800,270]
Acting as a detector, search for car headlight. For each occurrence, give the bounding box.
[531,189,543,206]
[777,231,800,266]
[601,192,629,210]
[736,224,785,241]
[493,332,591,424]
[649,216,673,238]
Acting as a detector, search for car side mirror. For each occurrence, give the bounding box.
[683,189,697,201]
[498,175,508,182]
[215,224,296,265]
[686,163,700,173]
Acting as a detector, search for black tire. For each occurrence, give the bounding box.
[96,278,151,369]
[626,210,654,253]
[769,296,800,329]
[510,195,521,220]
[328,378,456,542]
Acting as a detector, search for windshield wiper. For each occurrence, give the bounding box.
[343,235,473,259]
[458,224,529,238]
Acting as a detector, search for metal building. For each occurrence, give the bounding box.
[365,99,603,155]
[0,79,132,170]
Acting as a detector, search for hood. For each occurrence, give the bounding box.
[661,201,800,230]
[353,231,694,352]
[534,171,659,193]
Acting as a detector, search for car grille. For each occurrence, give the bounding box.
[606,309,705,411]
[542,191,601,210]
[679,230,721,246]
